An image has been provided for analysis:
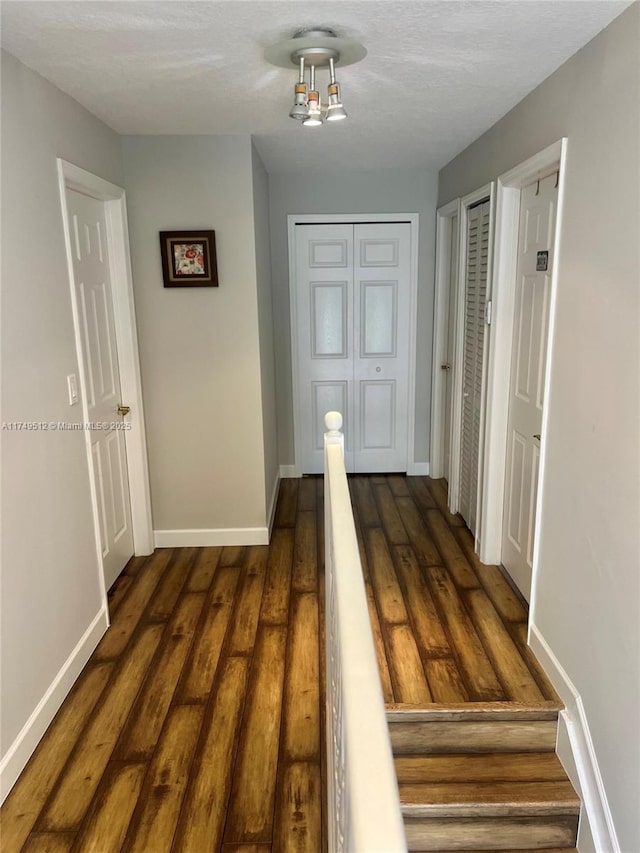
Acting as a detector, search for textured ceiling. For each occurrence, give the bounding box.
[0,0,631,173]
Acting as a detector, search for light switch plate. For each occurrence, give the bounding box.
[67,373,79,406]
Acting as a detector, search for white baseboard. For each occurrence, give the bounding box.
[282,463,429,477]
[529,623,620,853]
[556,711,597,853]
[407,462,430,476]
[279,464,299,478]
[0,606,108,804]
[267,472,281,537]
[154,527,269,547]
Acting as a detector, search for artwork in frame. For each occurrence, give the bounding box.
[159,230,218,287]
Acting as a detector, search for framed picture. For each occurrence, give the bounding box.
[159,230,218,288]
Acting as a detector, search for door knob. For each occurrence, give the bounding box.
[376,366,381,373]
[441,363,451,371]
[533,433,541,441]
[117,404,131,416]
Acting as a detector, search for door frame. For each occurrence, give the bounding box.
[448,183,495,522]
[478,139,568,569]
[430,198,460,479]
[287,213,420,477]
[57,159,154,603]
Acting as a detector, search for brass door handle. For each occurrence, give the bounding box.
[117,404,131,416]
[441,363,451,371]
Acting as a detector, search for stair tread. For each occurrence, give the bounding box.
[400,780,580,814]
[396,752,580,816]
[395,752,569,783]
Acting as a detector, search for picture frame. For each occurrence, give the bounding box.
[159,230,218,288]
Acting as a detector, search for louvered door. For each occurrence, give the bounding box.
[459,200,490,534]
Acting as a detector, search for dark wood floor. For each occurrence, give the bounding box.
[1,476,559,853]
[355,475,560,708]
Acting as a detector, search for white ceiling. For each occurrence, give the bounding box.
[1,0,631,173]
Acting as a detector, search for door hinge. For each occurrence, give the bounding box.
[485,300,493,326]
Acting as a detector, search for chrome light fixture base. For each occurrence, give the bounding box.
[264,28,366,70]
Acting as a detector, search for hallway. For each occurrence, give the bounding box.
[2,476,559,852]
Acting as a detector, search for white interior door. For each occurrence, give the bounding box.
[501,173,558,600]
[459,200,491,534]
[294,222,411,473]
[67,188,134,589]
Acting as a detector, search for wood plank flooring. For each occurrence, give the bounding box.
[1,476,559,852]
[356,476,560,707]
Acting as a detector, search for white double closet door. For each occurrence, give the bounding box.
[294,222,412,474]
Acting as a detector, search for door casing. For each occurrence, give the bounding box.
[430,198,461,480]
[288,213,420,477]
[57,159,154,609]
[478,139,568,594]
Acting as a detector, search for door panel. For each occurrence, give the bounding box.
[295,222,411,473]
[67,189,134,589]
[296,225,354,473]
[501,173,557,600]
[359,237,399,267]
[311,282,348,358]
[309,238,349,267]
[354,223,411,472]
[360,381,395,449]
[360,282,397,357]
[506,430,526,547]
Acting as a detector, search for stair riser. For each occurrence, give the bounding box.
[403,814,579,851]
[390,720,557,754]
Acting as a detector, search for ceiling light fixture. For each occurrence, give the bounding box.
[265,28,366,128]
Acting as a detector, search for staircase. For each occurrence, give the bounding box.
[387,704,580,852]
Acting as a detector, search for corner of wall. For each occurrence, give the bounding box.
[0,606,108,804]
[529,623,621,853]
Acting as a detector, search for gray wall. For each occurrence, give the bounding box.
[1,51,124,757]
[439,6,639,849]
[268,167,439,468]
[122,135,269,532]
[251,143,279,513]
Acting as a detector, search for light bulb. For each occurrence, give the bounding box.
[303,88,322,127]
[289,56,308,120]
[289,83,309,120]
[326,80,347,121]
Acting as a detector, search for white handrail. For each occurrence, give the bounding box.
[324,411,407,853]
